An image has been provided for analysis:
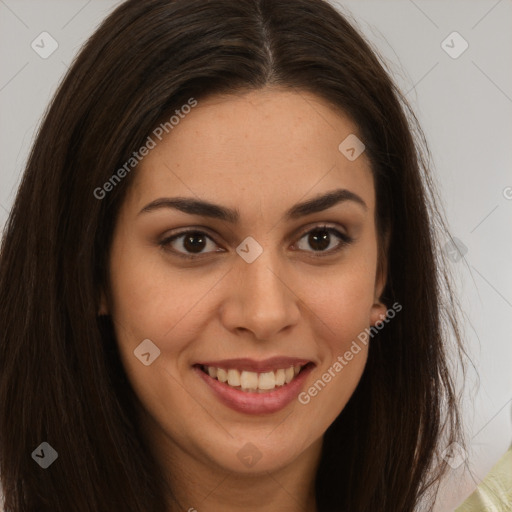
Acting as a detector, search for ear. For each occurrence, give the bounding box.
[369,289,387,326]
[98,288,109,316]
[369,228,389,325]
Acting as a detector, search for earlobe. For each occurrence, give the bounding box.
[369,300,388,326]
[371,265,388,326]
[371,271,387,325]
[372,239,389,325]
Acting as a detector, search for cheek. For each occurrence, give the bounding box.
[307,270,373,373]
[106,242,208,426]
[297,266,374,422]
[108,237,218,344]
[307,256,378,347]
[298,244,377,407]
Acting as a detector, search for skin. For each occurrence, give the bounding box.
[100,87,388,512]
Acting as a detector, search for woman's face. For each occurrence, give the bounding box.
[103,87,387,476]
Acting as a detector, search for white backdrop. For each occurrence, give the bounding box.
[0,1,511,510]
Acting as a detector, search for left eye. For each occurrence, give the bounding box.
[293,226,352,255]
[160,225,352,259]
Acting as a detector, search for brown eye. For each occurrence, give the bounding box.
[294,226,352,255]
[181,232,208,253]
[160,230,222,258]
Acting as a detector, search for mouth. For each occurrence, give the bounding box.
[196,362,312,393]
[193,358,315,415]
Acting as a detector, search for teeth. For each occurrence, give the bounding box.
[227,369,240,387]
[202,364,306,392]
[258,371,276,390]
[240,370,258,391]
[217,368,228,383]
[275,369,286,386]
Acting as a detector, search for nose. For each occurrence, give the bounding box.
[219,248,301,341]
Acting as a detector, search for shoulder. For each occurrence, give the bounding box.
[455,443,512,511]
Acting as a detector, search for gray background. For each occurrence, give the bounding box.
[1,1,511,510]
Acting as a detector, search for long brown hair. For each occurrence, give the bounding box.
[0,0,470,510]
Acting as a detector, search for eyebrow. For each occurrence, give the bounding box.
[138,188,367,222]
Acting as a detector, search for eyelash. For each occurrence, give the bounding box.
[159,224,353,260]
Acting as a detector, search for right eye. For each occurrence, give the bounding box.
[159,230,225,259]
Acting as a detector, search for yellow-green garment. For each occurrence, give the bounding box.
[455,443,512,511]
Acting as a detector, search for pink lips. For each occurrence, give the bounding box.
[194,359,314,415]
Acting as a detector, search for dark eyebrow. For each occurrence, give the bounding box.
[138,188,367,222]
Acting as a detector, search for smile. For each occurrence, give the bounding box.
[199,364,307,393]
[193,358,315,415]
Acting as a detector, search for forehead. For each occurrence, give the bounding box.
[124,88,375,219]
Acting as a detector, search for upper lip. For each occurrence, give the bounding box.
[195,357,313,373]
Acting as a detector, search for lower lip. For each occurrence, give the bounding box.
[194,364,314,415]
